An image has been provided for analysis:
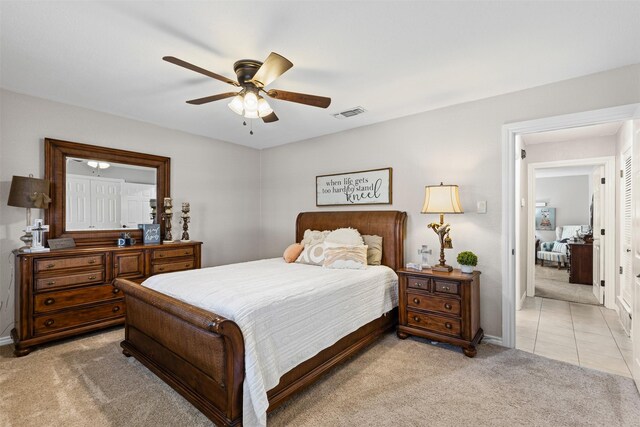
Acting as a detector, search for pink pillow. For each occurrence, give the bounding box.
[283,243,304,263]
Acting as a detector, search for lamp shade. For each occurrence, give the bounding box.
[421,183,463,214]
[7,175,51,209]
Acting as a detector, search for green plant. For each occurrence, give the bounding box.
[457,251,478,266]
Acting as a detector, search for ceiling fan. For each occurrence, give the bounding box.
[163,52,331,124]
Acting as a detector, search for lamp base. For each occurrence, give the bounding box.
[432,264,453,272]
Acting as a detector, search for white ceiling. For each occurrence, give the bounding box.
[2,1,640,149]
[522,121,623,145]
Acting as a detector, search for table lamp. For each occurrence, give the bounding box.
[421,182,464,272]
[7,175,51,251]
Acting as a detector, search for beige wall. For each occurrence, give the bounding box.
[260,64,640,339]
[0,90,261,340]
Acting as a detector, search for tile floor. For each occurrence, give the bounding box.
[516,296,633,378]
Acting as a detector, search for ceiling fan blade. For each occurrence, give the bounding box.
[266,89,331,108]
[262,111,279,123]
[250,52,293,88]
[163,56,239,87]
[186,92,238,105]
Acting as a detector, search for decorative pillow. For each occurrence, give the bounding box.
[301,229,331,246]
[325,227,364,246]
[283,243,304,263]
[362,235,383,265]
[295,242,326,266]
[541,241,554,251]
[322,242,368,270]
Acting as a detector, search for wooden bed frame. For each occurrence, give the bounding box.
[114,210,407,426]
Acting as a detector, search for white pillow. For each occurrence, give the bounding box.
[325,227,364,246]
[322,242,368,270]
[301,229,330,246]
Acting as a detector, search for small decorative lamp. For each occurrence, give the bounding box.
[7,175,51,251]
[421,182,464,272]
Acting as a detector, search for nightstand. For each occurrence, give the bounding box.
[397,268,483,357]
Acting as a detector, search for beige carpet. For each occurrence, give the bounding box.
[535,264,599,305]
[2,327,640,426]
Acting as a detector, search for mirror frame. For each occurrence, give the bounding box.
[45,138,170,246]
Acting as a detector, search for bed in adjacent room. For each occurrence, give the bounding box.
[114,210,407,427]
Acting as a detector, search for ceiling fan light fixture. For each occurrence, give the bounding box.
[228,94,244,115]
[257,97,273,118]
[243,91,258,112]
[244,110,259,119]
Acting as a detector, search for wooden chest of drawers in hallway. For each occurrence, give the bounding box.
[12,241,202,356]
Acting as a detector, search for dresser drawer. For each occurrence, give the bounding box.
[407,310,461,337]
[34,284,121,313]
[433,279,459,296]
[152,260,194,274]
[407,276,430,291]
[35,254,104,273]
[35,270,104,291]
[33,301,124,336]
[407,292,461,316]
[153,247,194,260]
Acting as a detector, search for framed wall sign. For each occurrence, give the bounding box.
[535,207,556,230]
[316,168,392,206]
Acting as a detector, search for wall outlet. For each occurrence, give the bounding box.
[477,200,487,214]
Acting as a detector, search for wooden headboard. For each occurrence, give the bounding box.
[296,211,407,271]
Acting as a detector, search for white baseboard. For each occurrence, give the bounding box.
[517,291,527,311]
[0,335,13,347]
[483,334,503,346]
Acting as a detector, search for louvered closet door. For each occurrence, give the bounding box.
[592,166,604,304]
[622,148,633,306]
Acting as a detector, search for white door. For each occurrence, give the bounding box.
[66,175,91,230]
[91,178,123,229]
[632,120,640,389]
[121,183,156,228]
[592,166,604,304]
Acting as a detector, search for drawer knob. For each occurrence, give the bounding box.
[413,298,420,304]
[185,263,190,267]
[113,288,120,294]
[44,298,55,306]
[184,251,189,255]
[88,275,97,280]
[413,282,422,287]
[47,281,56,286]
[44,319,54,327]
[112,306,121,313]
[88,259,97,264]
[442,286,450,291]
[444,303,452,310]
[158,267,165,271]
[413,316,420,322]
[445,322,452,329]
[158,254,164,257]
[46,263,55,268]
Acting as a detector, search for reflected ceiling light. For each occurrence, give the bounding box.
[87,160,110,169]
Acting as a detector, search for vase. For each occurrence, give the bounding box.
[460,265,474,274]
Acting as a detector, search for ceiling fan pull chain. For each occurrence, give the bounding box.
[250,119,254,135]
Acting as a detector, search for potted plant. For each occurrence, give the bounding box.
[457,251,478,274]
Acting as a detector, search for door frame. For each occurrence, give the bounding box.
[526,157,616,308]
[501,103,640,348]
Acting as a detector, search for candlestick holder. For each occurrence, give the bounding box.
[162,197,174,243]
[149,199,157,223]
[180,202,191,241]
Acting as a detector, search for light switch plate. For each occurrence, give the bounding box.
[477,200,487,214]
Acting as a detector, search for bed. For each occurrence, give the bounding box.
[114,210,407,427]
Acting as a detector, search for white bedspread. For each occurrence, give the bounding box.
[142,258,398,427]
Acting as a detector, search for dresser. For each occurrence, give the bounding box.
[396,268,483,357]
[569,242,593,285]
[11,241,202,356]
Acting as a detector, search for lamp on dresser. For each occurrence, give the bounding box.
[7,174,51,252]
[421,182,463,272]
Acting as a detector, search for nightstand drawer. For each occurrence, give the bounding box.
[407,276,430,291]
[407,292,461,316]
[434,279,459,295]
[407,311,461,337]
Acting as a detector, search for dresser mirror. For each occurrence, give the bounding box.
[45,138,170,246]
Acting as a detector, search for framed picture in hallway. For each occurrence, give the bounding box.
[535,207,555,230]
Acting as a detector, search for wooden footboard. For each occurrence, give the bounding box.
[114,278,397,426]
[115,278,245,426]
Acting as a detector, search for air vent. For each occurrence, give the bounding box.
[332,106,366,119]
